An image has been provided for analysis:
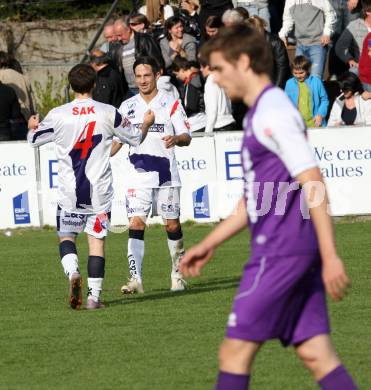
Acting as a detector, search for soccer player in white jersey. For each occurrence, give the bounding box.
[180,26,357,389]
[113,56,191,293]
[27,64,154,310]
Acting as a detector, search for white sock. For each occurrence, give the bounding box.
[167,238,185,278]
[61,254,79,280]
[87,278,103,302]
[128,238,144,282]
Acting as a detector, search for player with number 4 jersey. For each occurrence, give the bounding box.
[28,64,154,310]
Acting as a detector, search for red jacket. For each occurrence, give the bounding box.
[359,32,371,85]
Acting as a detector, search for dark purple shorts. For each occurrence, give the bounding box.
[226,253,330,346]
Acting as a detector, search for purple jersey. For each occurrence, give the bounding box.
[241,86,318,256]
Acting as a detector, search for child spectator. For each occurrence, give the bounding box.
[328,71,371,126]
[171,56,206,132]
[285,56,329,127]
[205,15,224,39]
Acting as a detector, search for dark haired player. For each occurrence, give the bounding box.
[27,64,154,310]
[180,26,357,389]
[113,56,191,294]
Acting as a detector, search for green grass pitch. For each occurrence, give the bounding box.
[1,221,370,389]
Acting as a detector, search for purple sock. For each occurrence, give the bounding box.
[214,371,250,390]
[319,365,357,390]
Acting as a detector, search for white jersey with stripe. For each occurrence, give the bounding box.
[28,97,142,214]
[118,91,191,188]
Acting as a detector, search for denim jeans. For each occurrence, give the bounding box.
[238,3,271,32]
[296,44,328,79]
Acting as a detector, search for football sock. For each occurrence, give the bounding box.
[128,229,144,282]
[167,228,185,278]
[59,240,79,280]
[318,365,357,390]
[87,256,105,302]
[215,371,250,390]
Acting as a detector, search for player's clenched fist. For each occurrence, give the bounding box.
[143,109,155,128]
[28,114,39,131]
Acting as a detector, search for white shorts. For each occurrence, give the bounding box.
[125,187,181,220]
[56,206,110,239]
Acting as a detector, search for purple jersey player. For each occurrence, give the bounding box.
[180,25,357,390]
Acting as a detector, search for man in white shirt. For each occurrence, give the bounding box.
[28,64,154,310]
[200,60,236,133]
[113,56,191,294]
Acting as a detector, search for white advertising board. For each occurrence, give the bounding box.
[214,132,244,219]
[39,136,218,227]
[308,126,371,216]
[0,142,40,229]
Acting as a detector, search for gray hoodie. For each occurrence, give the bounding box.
[335,18,369,63]
[157,76,180,101]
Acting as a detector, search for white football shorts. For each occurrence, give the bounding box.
[56,206,110,239]
[125,187,180,220]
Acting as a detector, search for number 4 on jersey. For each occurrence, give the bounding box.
[73,121,96,159]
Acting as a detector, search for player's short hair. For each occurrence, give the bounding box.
[171,56,192,72]
[133,56,161,75]
[199,24,272,76]
[68,64,96,93]
[291,55,311,73]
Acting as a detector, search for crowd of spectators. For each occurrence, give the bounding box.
[1,0,371,141]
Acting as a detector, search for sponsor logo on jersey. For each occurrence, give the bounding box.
[13,191,31,224]
[133,123,165,133]
[72,106,95,115]
[193,185,210,218]
[127,109,135,118]
[127,189,136,197]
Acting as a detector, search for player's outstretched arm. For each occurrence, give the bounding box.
[296,167,350,301]
[162,133,191,148]
[180,197,248,277]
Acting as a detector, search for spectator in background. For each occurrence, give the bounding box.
[200,58,236,132]
[234,0,271,31]
[139,0,174,24]
[129,13,150,33]
[279,0,336,79]
[328,0,362,78]
[328,71,371,125]
[358,32,371,92]
[285,56,329,127]
[160,16,197,70]
[0,51,34,139]
[0,81,23,141]
[199,0,233,44]
[113,16,164,96]
[90,49,125,108]
[246,15,290,89]
[222,8,249,27]
[171,56,206,132]
[205,15,224,39]
[335,1,371,74]
[100,22,118,53]
[179,0,201,41]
